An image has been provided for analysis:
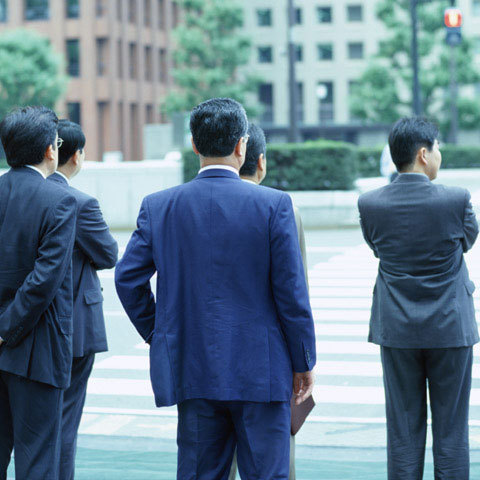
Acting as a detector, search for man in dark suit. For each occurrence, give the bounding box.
[115,98,316,479]
[0,107,76,480]
[358,117,479,479]
[48,120,118,480]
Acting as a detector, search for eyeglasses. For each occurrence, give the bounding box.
[56,137,64,149]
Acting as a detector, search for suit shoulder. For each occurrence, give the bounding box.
[433,183,468,199]
[358,185,388,208]
[41,179,76,204]
[69,186,97,207]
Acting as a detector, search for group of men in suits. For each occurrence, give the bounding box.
[0,106,117,479]
[0,98,477,480]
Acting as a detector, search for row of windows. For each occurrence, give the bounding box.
[257,42,364,63]
[66,38,168,82]
[0,0,174,27]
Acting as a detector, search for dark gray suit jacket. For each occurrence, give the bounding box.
[358,173,479,348]
[0,167,76,388]
[48,172,118,357]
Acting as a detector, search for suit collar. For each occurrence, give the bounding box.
[393,173,431,184]
[195,168,241,181]
[49,171,69,185]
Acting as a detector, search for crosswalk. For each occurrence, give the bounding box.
[78,240,480,447]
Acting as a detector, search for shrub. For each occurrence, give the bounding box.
[440,145,480,169]
[357,147,383,178]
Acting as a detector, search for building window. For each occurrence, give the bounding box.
[25,0,49,21]
[259,83,273,124]
[317,81,334,123]
[66,0,79,18]
[158,48,167,83]
[117,40,123,77]
[296,82,304,123]
[117,0,122,20]
[348,80,361,122]
[317,43,333,60]
[66,39,80,77]
[158,0,165,29]
[146,104,154,124]
[128,0,136,23]
[256,9,272,26]
[317,6,332,23]
[172,1,179,27]
[96,0,106,17]
[348,42,364,59]
[0,0,7,22]
[144,0,151,26]
[258,46,273,64]
[295,45,303,62]
[347,5,363,22]
[294,7,302,25]
[96,38,108,76]
[145,46,153,81]
[129,42,137,79]
[473,0,480,16]
[130,103,139,161]
[67,102,81,125]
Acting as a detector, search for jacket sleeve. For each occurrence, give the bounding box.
[0,193,76,347]
[462,190,479,253]
[358,198,378,258]
[294,207,309,290]
[115,197,156,343]
[270,194,316,373]
[77,197,118,270]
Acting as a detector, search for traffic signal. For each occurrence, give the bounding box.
[445,8,462,46]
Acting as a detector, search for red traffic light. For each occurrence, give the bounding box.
[444,8,462,28]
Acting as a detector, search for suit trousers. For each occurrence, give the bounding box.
[59,354,95,480]
[0,370,64,480]
[177,399,290,480]
[381,346,472,480]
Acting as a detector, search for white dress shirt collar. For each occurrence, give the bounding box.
[198,165,239,176]
[26,165,46,179]
[241,178,257,185]
[54,170,70,185]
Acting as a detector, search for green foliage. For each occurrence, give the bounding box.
[164,0,260,116]
[440,145,480,169]
[350,0,480,132]
[357,147,384,178]
[0,29,67,120]
[183,141,358,191]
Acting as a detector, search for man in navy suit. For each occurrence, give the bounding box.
[48,120,118,480]
[115,98,316,479]
[359,117,479,479]
[0,107,76,480]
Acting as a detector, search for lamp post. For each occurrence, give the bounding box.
[410,0,422,116]
[287,0,300,143]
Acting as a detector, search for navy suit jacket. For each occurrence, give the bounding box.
[358,173,479,348]
[115,168,316,407]
[48,172,118,357]
[0,167,76,388]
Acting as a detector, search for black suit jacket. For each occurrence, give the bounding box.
[0,167,76,388]
[359,173,479,348]
[48,172,118,357]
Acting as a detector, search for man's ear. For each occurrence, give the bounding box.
[191,137,200,155]
[234,137,244,158]
[257,153,265,171]
[45,144,55,163]
[418,147,428,166]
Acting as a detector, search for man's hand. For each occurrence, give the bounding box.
[293,371,315,405]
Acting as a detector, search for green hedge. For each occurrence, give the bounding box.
[183,140,358,191]
[440,146,480,169]
[357,147,383,178]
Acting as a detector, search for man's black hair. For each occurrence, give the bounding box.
[388,117,439,172]
[0,106,58,168]
[190,98,248,157]
[58,119,86,166]
[240,123,266,177]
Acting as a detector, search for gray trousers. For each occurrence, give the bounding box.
[228,435,295,480]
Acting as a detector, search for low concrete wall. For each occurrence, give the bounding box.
[1,165,479,229]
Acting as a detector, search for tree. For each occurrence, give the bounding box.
[0,29,67,120]
[163,0,260,116]
[350,0,480,135]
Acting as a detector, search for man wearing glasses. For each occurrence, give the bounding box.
[116,98,316,479]
[0,107,76,479]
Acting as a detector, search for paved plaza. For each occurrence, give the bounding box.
[9,227,480,478]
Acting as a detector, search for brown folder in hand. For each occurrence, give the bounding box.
[290,395,315,436]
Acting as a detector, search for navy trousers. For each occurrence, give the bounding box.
[0,370,64,480]
[177,399,290,480]
[59,354,95,480]
[381,346,472,480]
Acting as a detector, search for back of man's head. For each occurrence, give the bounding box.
[58,119,86,166]
[388,117,439,172]
[190,98,248,157]
[240,123,266,177]
[0,106,58,168]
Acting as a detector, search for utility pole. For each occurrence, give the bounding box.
[287,0,300,143]
[410,0,422,116]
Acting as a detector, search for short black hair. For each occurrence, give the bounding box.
[58,119,86,166]
[240,123,266,177]
[0,106,58,168]
[388,117,439,171]
[190,98,248,157]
